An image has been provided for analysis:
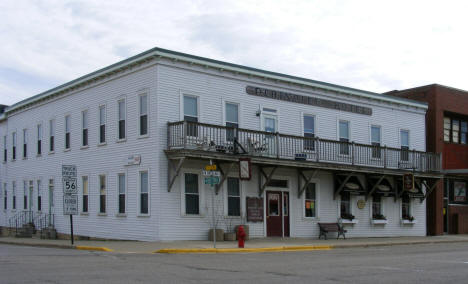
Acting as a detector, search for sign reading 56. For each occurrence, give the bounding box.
[63,178,78,194]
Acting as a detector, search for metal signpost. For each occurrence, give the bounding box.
[204,162,220,248]
[62,165,78,245]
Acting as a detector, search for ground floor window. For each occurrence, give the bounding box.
[305,183,316,217]
[23,181,28,210]
[37,180,41,211]
[227,177,240,216]
[140,171,148,214]
[184,173,199,215]
[99,175,106,213]
[372,196,383,219]
[82,176,88,213]
[118,173,125,214]
[402,195,411,220]
[340,191,352,219]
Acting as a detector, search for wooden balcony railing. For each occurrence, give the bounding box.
[167,121,442,173]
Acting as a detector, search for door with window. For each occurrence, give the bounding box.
[266,191,289,237]
[262,113,278,157]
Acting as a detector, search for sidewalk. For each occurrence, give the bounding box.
[1,235,468,254]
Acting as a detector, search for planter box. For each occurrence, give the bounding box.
[224,232,236,241]
[371,219,388,225]
[341,219,359,224]
[401,219,417,225]
[208,229,224,241]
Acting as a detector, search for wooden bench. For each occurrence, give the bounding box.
[318,223,347,240]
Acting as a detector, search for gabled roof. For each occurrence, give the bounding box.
[3,47,428,118]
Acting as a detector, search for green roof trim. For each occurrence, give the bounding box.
[4,46,427,115]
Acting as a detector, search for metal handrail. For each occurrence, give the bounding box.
[167,121,442,173]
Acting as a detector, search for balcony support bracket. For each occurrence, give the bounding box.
[297,169,319,198]
[420,178,440,203]
[214,161,236,195]
[334,172,354,200]
[167,157,185,192]
[366,175,386,201]
[258,165,278,197]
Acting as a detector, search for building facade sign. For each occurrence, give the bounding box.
[246,86,372,116]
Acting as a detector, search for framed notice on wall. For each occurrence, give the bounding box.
[246,197,263,222]
[454,181,467,202]
[239,158,251,180]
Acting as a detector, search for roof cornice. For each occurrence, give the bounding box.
[3,47,427,118]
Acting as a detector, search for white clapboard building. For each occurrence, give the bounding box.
[0,48,442,241]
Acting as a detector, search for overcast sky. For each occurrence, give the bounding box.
[1,0,468,105]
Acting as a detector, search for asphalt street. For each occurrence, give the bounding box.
[1,242,468,283]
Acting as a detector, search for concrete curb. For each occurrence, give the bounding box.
[155,245,332,254]
[76,246,114,252]
[0,240,74,250]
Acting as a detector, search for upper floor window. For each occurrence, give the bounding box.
[118,100,126,140]
[49,119,55,152]
[139,95,148,136]
[99,105,106,144]
[23,129,27,158]
[184,95,198,136]
[12,132,16,160]
[400,129,409,161]
[65,115,71,149]
[37,124,42,155]
[339,120,350,155]
[444,117,468,144]
[82,110,88,147]
[225,103,239,141]
[3,135,6,162]
[303,115,315,151]
[371,125,381,158]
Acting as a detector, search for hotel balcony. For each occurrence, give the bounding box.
[166,121,442,176]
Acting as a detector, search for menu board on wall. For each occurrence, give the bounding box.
[246,197,264,222]
[454,181,467,202]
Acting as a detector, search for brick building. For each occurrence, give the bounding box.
[387,84,468,235]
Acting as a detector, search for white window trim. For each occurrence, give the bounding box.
[48,118,55,154]
[22,128,28,159]
[260,107,279,133]
[117,97,127,142]
[80,175,89,215]
[399,128,411,149]
[301,112,317,153]
[138,169,150,216]
[400,197,417,225]
[37,123,43,156]
[337,119,351,157]
[369,196,388,225]
[180,169,205,217]
[180,92,200,122]
[11,131,17,161]
[302,178,320,220]
[138,92,150,138]
[116,172,127,216]
[81,109,89,148]
[222,100,241,127]
[36,178,42,212]
[97,174,107,216]
[338,193,359,224]
[370,124,382,145]
[98,104,107,145]
[223,176,243,218]
[64,114,71,150]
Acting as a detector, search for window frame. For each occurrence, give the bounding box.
[138,93,149,137]
[138,170,150,216]
[181,170,203,217]
[118,98,126,141]
[98,174,107,214]
[23,180,28,210]
[224,101,240,142]
[81,176,89,214]
[224,177,241,217]
[3,135,7,162]
[81,110,89,147]
[64,115,71,150]
[98,104,106,145]
[22,128,27,159]
[302,113,316,152]
[303,179,320,219]
[400,194,415,222]
[370,125,382,159]
[444,116,468,145]
[49,119,55,153]
[399,129,410,161]
[12,181,16,210]
[3,183,7,210]
[117,173,126,215]
[12,131,16,161]
[37,124,42,155]
[37,179,41,212]
[338,119,350,156]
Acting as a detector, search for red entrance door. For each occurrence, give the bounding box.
[266,191,290,237]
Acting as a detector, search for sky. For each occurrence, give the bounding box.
[1,0,468,106]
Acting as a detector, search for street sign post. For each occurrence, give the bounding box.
[62,165,77,245]
[204,161,220,248]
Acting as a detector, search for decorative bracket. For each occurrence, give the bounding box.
[366,175,385,201]
[258,165,278,197]
[167,157,185,192]
[333,172,354,200]
[420,179,440,203]
[297,169,319,198]
[214,161,236,195]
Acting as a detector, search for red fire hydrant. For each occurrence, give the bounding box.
[237,225,246,248]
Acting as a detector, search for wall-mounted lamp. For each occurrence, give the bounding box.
[255,110,261,117]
